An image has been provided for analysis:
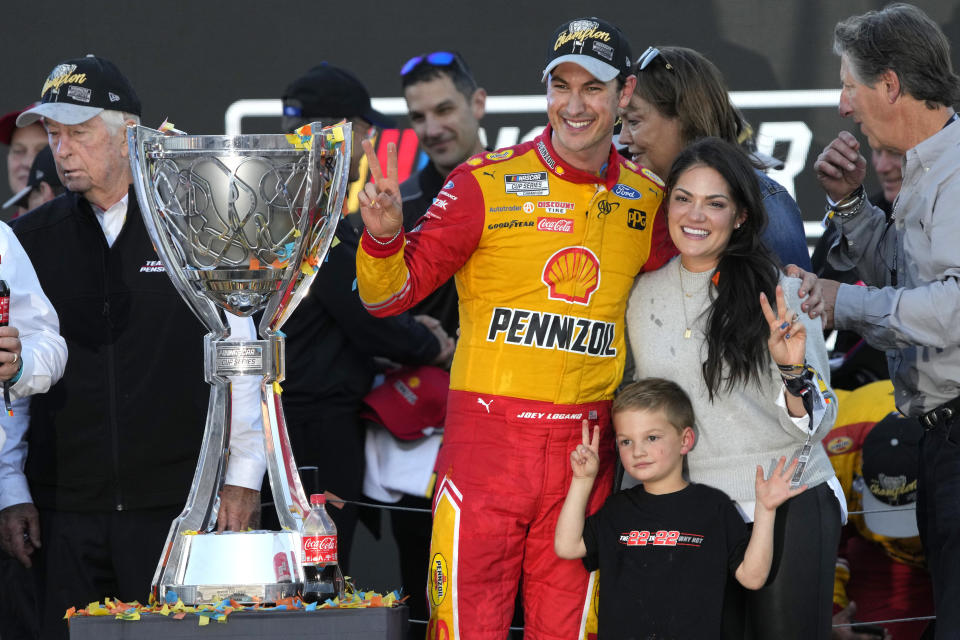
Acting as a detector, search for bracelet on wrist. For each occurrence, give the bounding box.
[365,227,401,246]
[824,186,866,221]
[776,362,805,372]
[835,185,864,209]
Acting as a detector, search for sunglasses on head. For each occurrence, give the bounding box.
[400,51,463,76]
[636,46,673,72]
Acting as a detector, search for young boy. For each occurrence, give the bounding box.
[555,378,806,639]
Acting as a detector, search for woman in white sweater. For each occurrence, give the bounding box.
[626,137,841,640]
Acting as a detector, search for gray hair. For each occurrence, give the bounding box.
[834,3,960,109]
[98,110,141,136]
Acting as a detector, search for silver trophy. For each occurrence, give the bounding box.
[128,121,351,604]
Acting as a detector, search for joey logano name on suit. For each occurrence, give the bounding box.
[487,306,616,357]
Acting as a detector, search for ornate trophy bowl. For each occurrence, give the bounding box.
[128,122,350,604]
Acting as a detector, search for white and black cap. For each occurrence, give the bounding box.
[858,413,922,538]
[17,55,141,127]
[542,17,633,83]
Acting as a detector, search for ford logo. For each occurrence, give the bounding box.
[612,184,641,199]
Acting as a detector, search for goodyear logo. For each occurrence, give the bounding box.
[487,307,617,357]
[612,184,641,200]
[429,552,448,607]
[488,219,534,231]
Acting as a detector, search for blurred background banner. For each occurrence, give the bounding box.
[3,0,959,239]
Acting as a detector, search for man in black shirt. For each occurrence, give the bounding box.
[278,63,453,568]
[398,51,487,336]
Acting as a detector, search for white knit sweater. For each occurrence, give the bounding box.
[626,257,838,506]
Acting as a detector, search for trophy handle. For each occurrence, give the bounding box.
[127,125,225,333]
[259,121,351,335]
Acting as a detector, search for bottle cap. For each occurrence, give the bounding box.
[309,493,326,506]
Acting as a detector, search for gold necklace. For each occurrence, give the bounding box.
[678,260,693,339]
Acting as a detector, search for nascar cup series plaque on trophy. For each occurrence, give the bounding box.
[128,121,350,604]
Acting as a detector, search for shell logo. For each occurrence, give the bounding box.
[541,247,601,305]
[429,552,448,607]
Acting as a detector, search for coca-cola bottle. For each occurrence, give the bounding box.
[300,493,345,603]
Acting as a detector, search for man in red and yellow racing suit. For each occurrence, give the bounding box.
[355,18,674,640]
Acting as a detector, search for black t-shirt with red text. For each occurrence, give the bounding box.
[583,483,749,639]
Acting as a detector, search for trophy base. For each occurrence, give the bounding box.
[158,582,301,606]
[155,530,303,605]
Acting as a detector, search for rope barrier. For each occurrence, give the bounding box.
[262,499,913,517]
[260,476,930,633]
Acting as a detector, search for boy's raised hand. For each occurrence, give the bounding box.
[357,139,404,239]
[755,456,807,512]
[571,419,601,480]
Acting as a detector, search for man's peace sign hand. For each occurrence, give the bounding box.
[357,139,404,239]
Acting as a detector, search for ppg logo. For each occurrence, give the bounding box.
[612,184,641,199]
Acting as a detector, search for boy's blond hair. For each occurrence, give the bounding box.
[613,378,695,434]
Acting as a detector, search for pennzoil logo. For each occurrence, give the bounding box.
[555,19,611,51]
[486,149,513,162]
[542,246,600,305]
[826,436,853,454]
[42,64,86,97]
[429,552,448,607]
[536,140,565,176]
[487,307,617,357]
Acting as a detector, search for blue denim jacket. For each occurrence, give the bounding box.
[755,169,812,270]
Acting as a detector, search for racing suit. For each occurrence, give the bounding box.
[356,126,672,640]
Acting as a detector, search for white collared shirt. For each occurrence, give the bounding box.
[91,194,128,247]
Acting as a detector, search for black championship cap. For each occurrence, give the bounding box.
[3,146,62,209]
[17,55,141,127]
[281,63,394,132]
[859,413,922,538]
[542,17,632,83]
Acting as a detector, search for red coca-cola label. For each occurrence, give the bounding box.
[273,551,292,582]
[0,296,8,326]
[537,217,574,233]
[303,535,338,564]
